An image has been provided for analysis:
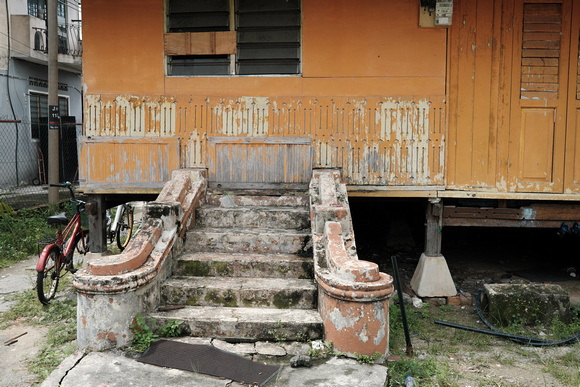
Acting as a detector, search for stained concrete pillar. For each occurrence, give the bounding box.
[310,170,393,356]
[86,194,107,253]
[410,198,456,297]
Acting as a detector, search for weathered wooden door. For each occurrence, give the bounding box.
[509,0,572,193]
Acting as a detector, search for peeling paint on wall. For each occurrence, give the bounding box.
[328,307,359,330]
[82,94,445,189]
[85,95,176,137]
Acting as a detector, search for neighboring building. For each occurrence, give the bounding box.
[79,1,580,268]
[0,0,82,187]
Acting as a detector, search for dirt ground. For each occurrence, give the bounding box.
[0,256,47,386]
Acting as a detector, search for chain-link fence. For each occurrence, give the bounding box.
[0,120,80,210]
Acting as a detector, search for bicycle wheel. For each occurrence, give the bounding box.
[67,230,90,273]
[116,205,134,251]
[37,247,60,304]
[74,229,90,255]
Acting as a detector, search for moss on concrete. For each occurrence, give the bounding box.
[483,283,571,326]
[211,261,229,274]
[180,261,211,277]
[205,290,238,307]
[273,291,302,309]
[241,296,270,307]
[300,261,314,279]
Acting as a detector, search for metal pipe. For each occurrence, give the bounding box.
[391,256,413,356]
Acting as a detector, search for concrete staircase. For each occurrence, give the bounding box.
[149,190,323,341]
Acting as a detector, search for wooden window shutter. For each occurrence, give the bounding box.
[164,31,237,56]
[520,2,563,100]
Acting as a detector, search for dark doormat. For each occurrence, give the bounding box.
[137,340,280,386]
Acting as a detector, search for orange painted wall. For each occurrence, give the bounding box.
[302,0,445,79]
[83,0,447,98]
[82,0,165,94]
[80,0,449,192]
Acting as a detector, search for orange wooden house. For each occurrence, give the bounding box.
[79,0,580,283]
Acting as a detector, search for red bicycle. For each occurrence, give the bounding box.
[36,182,89,304]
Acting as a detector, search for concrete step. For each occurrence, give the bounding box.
[149,306,323,341]
[161,277,317,309]
[185,227,312,255]
[196,205,310,230]
[206,191,309,207]
[174,252,314,279]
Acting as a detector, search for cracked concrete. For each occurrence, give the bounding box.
[40,342,388,387]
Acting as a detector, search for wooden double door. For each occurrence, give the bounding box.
[448,0,580,193]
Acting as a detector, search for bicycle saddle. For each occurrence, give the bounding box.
[47,212,69,225]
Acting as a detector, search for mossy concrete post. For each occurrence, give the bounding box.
[482,283,571,326]
[310,169,393,356]
[74,169,207,350]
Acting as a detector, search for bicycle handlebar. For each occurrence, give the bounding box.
[49,182,70,188]
[49,182,82,207]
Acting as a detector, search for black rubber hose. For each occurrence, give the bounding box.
[474,289,580,347]
[434,319,554,343]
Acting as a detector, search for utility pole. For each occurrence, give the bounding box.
[47,0,59,203]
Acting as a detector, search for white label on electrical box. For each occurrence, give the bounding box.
[435,0,453,26]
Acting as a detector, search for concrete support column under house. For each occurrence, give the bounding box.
[411,198,456,297]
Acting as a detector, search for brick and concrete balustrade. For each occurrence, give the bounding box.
[74,169,207,350]
[74,167,392,354]
[310,169,394,356]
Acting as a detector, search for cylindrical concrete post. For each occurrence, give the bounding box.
[317,273,393,356]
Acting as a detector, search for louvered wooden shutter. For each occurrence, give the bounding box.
[520,3,563,100]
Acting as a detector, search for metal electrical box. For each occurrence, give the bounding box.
[419,0,453,28]
[435,0,453,26]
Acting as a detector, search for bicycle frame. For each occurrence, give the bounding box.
[36,182,89,304]
[111,204,124,233]
[36,211,85,274]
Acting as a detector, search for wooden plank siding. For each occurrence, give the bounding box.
[564,2,580,193]
[447,0,505,190]
[81,95,446,189]
[447,0,580,196]
[78,137,180,192]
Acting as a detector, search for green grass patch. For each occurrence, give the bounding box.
[129,314,188,353]
[0,205,65,268]
[486,305,580,341]
[540,353,580,386]
[388,357,438,386]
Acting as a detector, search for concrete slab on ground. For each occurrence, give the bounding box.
[0,257,37,312]
[41,349,388,387]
